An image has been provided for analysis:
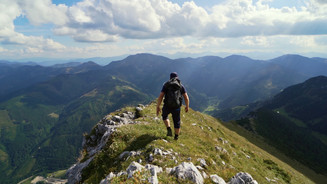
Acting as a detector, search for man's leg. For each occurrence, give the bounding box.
[172,108,181,140]
[175,128,180,136]
[162,107,172,136]
[163,119,170,128]
[164,119,172,136]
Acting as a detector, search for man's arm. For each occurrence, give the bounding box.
[156,92,165,116]
[183,93,189,113]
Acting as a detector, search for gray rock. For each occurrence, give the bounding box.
[117,171,127,177]
[119,151,130,160]
[148,167,159,184]
[100,172,116,184]
[197,158,207,168]
[136,107,143,112]
[145,164,163,174]
[138,104,145,108]
[166,167,173,174]
[211,174,226,184]
[171,162,204,184]
[121,112,134,119]
[145,165,162,184]
[153,148,163,155]
[130,150,142,157]
[126,161,145,178]
[196,166,204,170]
[107,120,116,125]
[67,157,94,184]
[120,117,130,124]
[228,172,257,184]
[202,171,208,179]
[148,153,154,162]
[112,115,121,122]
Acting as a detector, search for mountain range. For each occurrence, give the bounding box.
[0,53,327,183]
[232,76,327,175]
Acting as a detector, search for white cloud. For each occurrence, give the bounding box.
[0,1,21,38]
[49,0,327,41]
[73,29,118,42]
[241,36,269,47]
[19,0,68,25]
[0,0,67,55]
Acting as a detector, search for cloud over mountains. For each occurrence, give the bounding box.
[0,0,327,59]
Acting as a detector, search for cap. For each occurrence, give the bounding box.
[170,72,178,79]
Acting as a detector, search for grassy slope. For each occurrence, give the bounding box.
[224,121,327,184]
[80,102,313,184]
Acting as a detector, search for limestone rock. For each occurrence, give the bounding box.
[228,172,258,184]
[171,162,204,184]
[197,158,207,168]
[211,174,226,184]
[100,172,116,184]
[67,157,94,184]
[145,164,163,174]
[126,161,145,178]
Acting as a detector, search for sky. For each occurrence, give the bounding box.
[1,0,327,61]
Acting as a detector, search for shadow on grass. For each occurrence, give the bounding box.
[123,134,161,152]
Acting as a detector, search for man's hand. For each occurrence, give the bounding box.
[156,106,161,116]
[185,106,189,113]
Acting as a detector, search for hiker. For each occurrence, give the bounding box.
[156,72,189,140]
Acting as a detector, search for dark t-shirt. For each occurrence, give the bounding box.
[161,82,186,109]
[161,83,186,94]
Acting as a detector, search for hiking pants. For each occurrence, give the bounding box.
[162,106,181,129]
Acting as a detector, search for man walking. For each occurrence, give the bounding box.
[156,72,189,140]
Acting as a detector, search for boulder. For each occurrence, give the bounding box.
[126,161,145,178]
[211,174,226,184]
[228,172,258,184]
[171,162,204,184]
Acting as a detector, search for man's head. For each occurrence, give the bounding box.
[170,72,178,79]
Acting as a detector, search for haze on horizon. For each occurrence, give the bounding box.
[1,0,327,61]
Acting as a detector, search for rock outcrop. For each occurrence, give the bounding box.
[67,107,143,184]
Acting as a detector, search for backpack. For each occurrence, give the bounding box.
[164,77,183,109]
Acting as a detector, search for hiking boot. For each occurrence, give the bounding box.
[167,127,172,136]
[174,134,179,140]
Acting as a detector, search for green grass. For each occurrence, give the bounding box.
[275,108,307,128]
[80,102,315,184]
[14,158,36,180]
[0,110,17,141]
[224,121,327,184]
[47,169,67,178]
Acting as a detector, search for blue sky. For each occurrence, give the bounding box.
[1,0,327,61]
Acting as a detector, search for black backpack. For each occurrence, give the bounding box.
[164,77,183,109]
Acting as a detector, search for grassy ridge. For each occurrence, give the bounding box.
[80,102,314,183]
